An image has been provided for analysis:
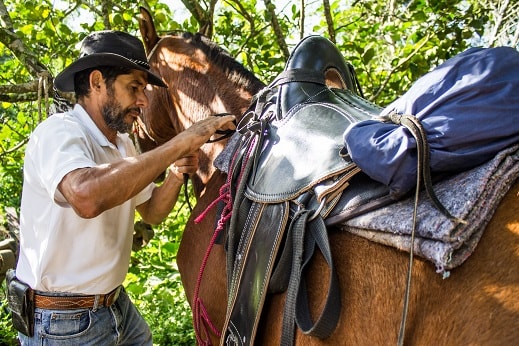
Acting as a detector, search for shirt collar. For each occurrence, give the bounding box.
[72,104,124,149]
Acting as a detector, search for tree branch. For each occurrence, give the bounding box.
[180,0,217,37]
[0,93,38,102]
[0,0,54,104]
[263,0,289,59]
[372,32,432,101]
[0,80,40,94]
[0,0,48,76]
[0,136,28,159]
[299,0,305,39]
[100,0,112,29]
[487,0,510,47]
[323,0,336,43]
[225,0,256,35]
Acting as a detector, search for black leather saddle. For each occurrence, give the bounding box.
[239,36,384,207]
[220,35,386,346]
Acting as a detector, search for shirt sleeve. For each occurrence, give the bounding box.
[135,182,155,206]
[26,115,96,205]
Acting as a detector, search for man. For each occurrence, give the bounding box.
[10,30,235,345]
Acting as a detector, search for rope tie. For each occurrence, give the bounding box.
[192,182,232,345]
[37,71,51,121]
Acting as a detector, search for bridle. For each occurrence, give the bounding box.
[206,112,237,143]
[181,112,237,212]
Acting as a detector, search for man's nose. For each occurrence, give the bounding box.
[136,90,149,108]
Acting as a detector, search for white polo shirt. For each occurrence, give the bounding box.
[16,104,155,294]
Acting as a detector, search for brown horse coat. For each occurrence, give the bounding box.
[138,7,519,345]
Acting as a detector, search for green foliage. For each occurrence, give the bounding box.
[321,0,483,105]
[0,103,34,212]
[212,1,288,83]
[0,282,18,345]
[125,189,196,345]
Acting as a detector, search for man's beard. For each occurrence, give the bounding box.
[101,88,139,134]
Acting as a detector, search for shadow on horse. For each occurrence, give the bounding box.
[137,7,519,345]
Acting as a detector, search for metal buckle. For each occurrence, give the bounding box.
[309,198,327,221]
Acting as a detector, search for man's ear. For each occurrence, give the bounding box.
[89,70,104,92]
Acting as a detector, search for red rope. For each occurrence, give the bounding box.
[191,138,256,345]
[192,181,232,345]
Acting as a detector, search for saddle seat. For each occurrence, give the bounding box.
[277,33,363,115]
[243,36,382,206]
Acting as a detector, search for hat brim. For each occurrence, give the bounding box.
[54,53,167,92]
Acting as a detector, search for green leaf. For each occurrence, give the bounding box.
[112,13,123,25]
[362,47,375,65]
[161,241,178,254]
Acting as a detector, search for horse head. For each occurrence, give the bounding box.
[136,6,265,197]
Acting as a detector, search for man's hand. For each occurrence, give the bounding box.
[168,153,199,182]
[175,115,236,154]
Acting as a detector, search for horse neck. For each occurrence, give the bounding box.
[163,84,254,199]
[149,35,264,198]
[179,106,250,200]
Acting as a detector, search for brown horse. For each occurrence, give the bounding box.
[137,8,519,346]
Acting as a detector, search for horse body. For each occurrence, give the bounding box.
[137,8,519,345]
[258,183,519,345]
[184,173,519,345]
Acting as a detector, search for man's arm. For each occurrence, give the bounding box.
[58,115,234,219]
[136,154,198,225]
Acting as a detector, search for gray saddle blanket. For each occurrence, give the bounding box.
[334,144,519,275]
[216,139,519,276]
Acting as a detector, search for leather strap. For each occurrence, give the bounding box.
[222,202,289,345]
[385,112,466,346]
[296,212,341,337]
[34,286,121,310]
[386,112,465,224]
[281,202,341,345]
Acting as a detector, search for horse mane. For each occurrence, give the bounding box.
[166,31,265,94]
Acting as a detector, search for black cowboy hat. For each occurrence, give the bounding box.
[54,30,167,92]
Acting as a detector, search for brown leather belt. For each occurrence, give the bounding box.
[34,286,121,310]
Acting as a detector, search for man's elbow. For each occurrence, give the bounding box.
[74,205,103,219]
[66,185,105,219]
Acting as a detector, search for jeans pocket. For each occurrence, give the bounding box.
[43,309,92,338]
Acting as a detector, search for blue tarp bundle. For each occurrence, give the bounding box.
[344,46,519,198]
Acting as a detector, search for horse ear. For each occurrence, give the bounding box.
[138,6,160,55]
[199,22,213,39]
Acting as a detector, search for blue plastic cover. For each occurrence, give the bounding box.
[344,46,519,198]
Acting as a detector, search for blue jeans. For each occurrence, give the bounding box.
[18,288,152,345]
